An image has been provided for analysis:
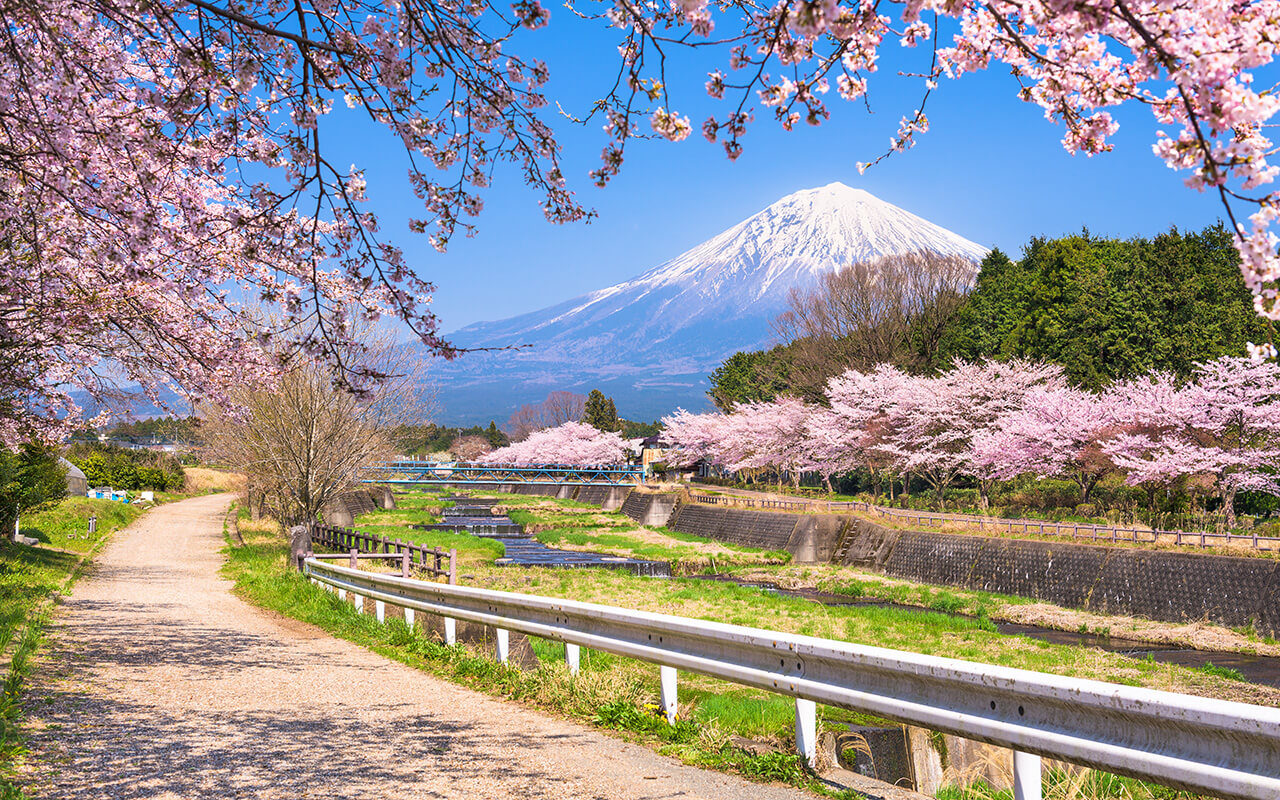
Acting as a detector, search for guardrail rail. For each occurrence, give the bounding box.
[303,557,1280,800]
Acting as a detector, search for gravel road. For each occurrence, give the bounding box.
[17,494,819,799]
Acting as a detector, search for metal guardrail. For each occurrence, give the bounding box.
[688,494,1280,551]
[359,461,647,486]
[303,558,1280,800]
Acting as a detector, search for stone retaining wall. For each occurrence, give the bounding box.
[845,521,1280,635]
[320,488,382,527]
[619,491,679,527]
[661,502,846,563]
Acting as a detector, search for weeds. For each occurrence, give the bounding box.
[1197,662,1245,681]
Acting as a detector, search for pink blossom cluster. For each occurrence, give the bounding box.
[477,421,629,465]
[588,0,1280,321]
[3,0,583,445]
[662,357,1280,517]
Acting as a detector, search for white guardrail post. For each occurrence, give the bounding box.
[1013,750,1043,800]
[565,643,581,674]
[660,665,678,724]
[794,698,817,764]
[496,628,510,663]
[303,558,1280,800]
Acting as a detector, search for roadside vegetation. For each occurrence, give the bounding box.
[231,486,1267,799]
[0,497,145,796]
[228,518,1222,799]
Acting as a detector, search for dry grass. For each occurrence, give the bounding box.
[184,467,244,495]
[466,565,1280,706]
[742,563,1280,658]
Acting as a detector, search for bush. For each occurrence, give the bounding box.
[67,443,185,492]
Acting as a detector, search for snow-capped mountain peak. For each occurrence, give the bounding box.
[437,184,987,423]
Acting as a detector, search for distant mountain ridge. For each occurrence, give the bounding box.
[434,182,987,424]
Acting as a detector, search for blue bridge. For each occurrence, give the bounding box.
[359,462,647,486]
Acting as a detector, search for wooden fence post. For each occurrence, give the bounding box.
[449,549,457,585]
[349,549,358,569]
[401,551,410,578]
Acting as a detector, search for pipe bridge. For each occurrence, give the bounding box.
[359,462,646,486]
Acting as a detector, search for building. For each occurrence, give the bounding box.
[59,457,88,496]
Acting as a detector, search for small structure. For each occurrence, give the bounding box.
[59,457,88,496]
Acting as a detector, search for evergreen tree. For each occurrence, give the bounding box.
[485,421,507,447]
[935,225,1265,388]
[583,389,622,432]
[0,444,68,533]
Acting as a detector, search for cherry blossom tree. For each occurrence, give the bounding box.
[813,364,913,497]
[661,409,732,466]
[3,0,580,445]
[1105,358,1280,524]
[478,421,628,464]
[970,386,1122,504]
[719,398,813,487]
[12,0,1280,447]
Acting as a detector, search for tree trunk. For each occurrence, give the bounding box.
[978,481,991,512]
[1222,485,1238,529]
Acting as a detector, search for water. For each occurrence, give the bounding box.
[689,575,1280,688]
[433,501,672,577]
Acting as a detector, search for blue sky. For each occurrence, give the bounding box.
[321,12,1227,336]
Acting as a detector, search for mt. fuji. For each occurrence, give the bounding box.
[435,182,987,424]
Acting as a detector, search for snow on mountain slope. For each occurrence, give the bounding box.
[435,182,987,423]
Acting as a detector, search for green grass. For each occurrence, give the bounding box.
[17,498,142,554]
[0,497,144,796]
[533,528,789,569]
[339,523,506,567]
[1197,662,1245,681]
[221,528,855,795]
[473,563,1266,701]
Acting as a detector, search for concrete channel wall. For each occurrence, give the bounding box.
[620,496,1280,634]
[845,520,1280,636]
[662,502,847,563]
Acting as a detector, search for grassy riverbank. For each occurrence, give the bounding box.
[229,488,1251,799]
[0,498,145,795]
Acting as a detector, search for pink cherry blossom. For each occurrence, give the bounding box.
[478,421,629,464]
[2,0,585,444]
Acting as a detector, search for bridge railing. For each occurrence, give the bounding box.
[303,557,1279,800]
[360,462,646,486]
[687,493,1280,551]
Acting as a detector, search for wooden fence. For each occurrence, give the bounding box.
[687,494,1280,551]
[310,523,456,583]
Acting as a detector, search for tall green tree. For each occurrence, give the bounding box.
[935,225,1265,388]
[707,346,793,411]
[485,421,507,448]
[583,389,622,432]
[0,445,68,534]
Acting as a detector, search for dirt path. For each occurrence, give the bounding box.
[16,495,824,800]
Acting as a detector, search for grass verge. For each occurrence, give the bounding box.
[224,522,857,795]
[0,498,145,796]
